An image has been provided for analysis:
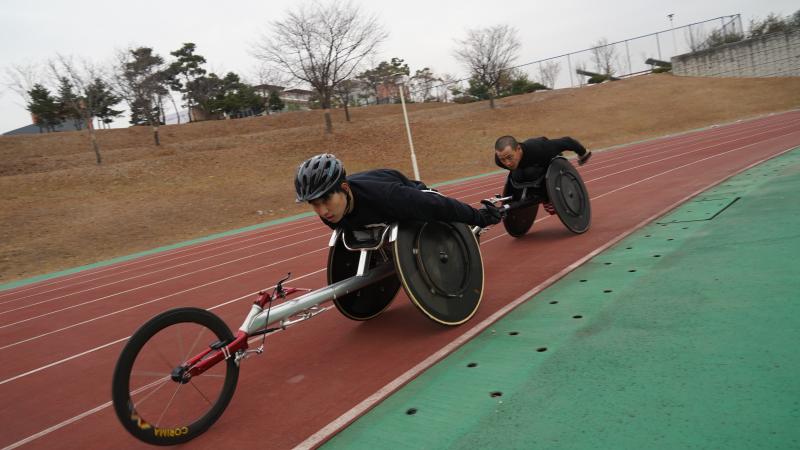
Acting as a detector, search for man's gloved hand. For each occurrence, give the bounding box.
[478,203,503,227]
[578,151,592,166]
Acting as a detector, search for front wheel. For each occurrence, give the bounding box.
[112,307,239,446]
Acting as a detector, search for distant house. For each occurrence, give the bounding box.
[253,85,315,111]
[375,82,406,104]
[2,113,83,136]
[281,88,314,109]
[254,84,284,97]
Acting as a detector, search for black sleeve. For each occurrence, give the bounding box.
[386,183,484,226]
[549,137,587,156]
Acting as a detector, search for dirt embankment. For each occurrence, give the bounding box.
[1,74,799,283]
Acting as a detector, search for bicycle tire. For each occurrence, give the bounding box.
[112,307,239,445]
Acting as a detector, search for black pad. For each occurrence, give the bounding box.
[501,177,539,237]
[546,157,592,234]
[327,236,400,321]
[394,222,483,326]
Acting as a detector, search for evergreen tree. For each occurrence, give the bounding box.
[26,84,61,132]
[357,58,410,104]
[217,72,264,117]
[268,89,284,112]
[116,47,170,144]
[85,77,122,128]
[167,43,207,122]
[56,76,84,130]
[186,73,224,118]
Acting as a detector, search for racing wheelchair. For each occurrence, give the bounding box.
[490,156,591,237]
[112,217,484,445]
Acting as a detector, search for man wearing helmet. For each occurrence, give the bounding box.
[295,154,503,229]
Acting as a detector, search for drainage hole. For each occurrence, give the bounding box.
[645,235,651,237]
[628,269,637,273]
[667,238,674,241]
[579,279,587,282]
[406,408,418,415]
[573,315,583,319]
[536,347,548,352]
[467,362,478,368]
[654,254,661,258]
[626,247,633,250]
[509,331,519,336]
[490,391,503,398]
[604,262,612,265]
[549,300,559,304]
[604,289,613,293]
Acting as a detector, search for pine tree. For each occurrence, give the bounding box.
[268,89,284,113]
[85,78,122,128]
[116,47,170,144]
[168,43,207,122]
[56,77,84,130]
[26,84,61,132]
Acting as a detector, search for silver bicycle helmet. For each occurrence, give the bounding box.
[294,153,346,202]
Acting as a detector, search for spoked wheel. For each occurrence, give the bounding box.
[112,308,239,446]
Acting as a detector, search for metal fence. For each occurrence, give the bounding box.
[412,14,746,102]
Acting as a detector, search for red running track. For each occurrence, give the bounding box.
[1,110,799,449]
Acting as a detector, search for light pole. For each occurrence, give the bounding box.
[391,72,420,180]
[668,13,677,55]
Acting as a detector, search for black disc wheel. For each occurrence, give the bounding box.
[112,308,239,446]
[501,176,538,237]
[394,222,484,326]
[328,236,400,321]
[546,157,592,234]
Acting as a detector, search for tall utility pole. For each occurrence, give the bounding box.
[668,13,678,55]
[392,73,420,180]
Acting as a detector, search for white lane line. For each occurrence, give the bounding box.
[4,140,798,450]
[293,141,800,450]
[0,220,322,306]
[4,125,797,350]
[0,245,328,350]
[4,111,792,302]
[0,225,328,316]
[0,268,327,387]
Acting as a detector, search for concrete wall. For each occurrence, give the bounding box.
[672,29,800,77]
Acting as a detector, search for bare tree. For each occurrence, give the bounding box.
[685,24,708,52]
[453,24,520,109]
[410,68,440,102]
[538,60,561,89]
[49,56,107,164]
[254,1,387,133]
[4,64,42,115]
[591,38,617,76]
[437,73,460,102]
[334,79,358,122]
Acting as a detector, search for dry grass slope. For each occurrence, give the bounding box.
[1,74,799,283]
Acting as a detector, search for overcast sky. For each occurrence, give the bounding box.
[1,0,797,133]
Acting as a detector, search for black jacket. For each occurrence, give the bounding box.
[320,169,484,230]
[495,136,588,185]
[495,136,588,170]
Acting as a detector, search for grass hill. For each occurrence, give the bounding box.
[1,73,799,283]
